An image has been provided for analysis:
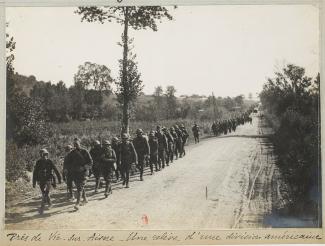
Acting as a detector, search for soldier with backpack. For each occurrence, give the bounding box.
[69,138,93,210]
[118,133,138,188]
[100,140,116,197]
[33,148,61,214]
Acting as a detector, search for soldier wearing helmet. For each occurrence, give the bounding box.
[111,136,121,181]
[155,125,168,169]
[180,124,189,157]
[192,123,200,144]
[163,127,174,165]
[148,130,158,173]
[89,140,104,194]
[33,148,61,214]
[174,125,184,158]
[63,144,75,201]
[118,133,138,188]
[69,138,93,210]
[169,127,180,159]
[100,140,116,197]
[133,128,150,181]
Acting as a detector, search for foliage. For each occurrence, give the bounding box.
[260,64,320,212]
[74,62,113,91]
[7,93,48,146]
[76,6,174,134]
[6,23,16,74]
[165,85,177,119]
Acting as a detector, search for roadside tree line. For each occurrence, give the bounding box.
[260,64,320,218]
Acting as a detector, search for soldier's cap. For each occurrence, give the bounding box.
[121,133,129,139]
[112,137,119,142]
[156,125,161,130]
[65,145,73,151]
[170,127,174,131]
[94,140,101,146]
[103,140,111,146]
[73,138,81,143]
[136,128,143,134]
[40,148,49,155]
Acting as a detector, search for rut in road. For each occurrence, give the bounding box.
[6,116,277,229]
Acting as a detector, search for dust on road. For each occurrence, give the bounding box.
[6,115,279,229]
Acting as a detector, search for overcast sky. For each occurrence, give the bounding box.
[6,5,319,98]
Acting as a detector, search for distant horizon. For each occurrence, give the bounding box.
[12,71,261,100]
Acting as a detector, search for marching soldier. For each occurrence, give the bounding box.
[174,125,184,158]
[155,126,168,169]
[118,133,138,188]
[163,127,174,165]
[33,148,61,214]
[111,137,121,181]
[69,138,93,210]
[133,129,150,181]
[169,127,179,160]
[180,124,189,157]
[63,145,74,201]
[100,140,116,197]
[148,131,158,173]
[89,140,103,193]
[192,123,200,143]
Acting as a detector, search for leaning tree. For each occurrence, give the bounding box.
[76,6,174,134]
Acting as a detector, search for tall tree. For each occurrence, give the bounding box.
[76,6,174,133]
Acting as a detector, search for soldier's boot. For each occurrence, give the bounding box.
[68,188,75,201]
[115,170,119,181]
[125,182,129,188]
[47,194,52,209]
[99,179,103,189]
[74,190,81,210]
[39,194,46,214]
[82,189,88,204]
[150,164,154,175]
[95,178,100,193]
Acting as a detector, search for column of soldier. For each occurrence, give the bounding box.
[32,124,190,214]
[211,112,252,136]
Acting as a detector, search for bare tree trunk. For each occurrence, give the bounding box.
[121,7,129,135]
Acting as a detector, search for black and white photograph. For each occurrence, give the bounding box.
[3,0,322,236]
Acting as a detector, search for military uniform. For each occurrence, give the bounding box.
[192,124,200,143]
[155,127,168,169]
[63,145,74,200]
[112,137,121,181]
[33,149,61,214]
[89,142,104,193]
[180,126,189,157]
[118,134,138,188]
[174,126,184,158]
[133,129,150,181]
[163,128,174,165]
[148,132,158,173]
[100,140,116,197]
[68,141,93,210]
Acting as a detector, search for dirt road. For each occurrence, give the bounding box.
[6,115,279,230]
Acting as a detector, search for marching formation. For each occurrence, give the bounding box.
[32,124,190,214]
[32,112,252,214]
[211,113,252,136]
